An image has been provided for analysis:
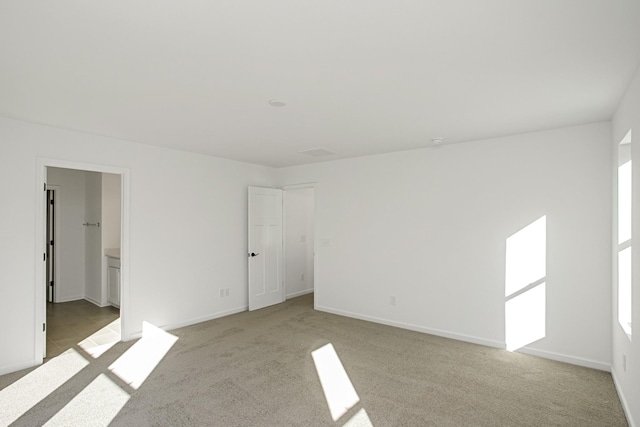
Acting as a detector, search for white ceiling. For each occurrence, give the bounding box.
[1,1,640,167]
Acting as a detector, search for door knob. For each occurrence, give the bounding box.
[249,252,260,257]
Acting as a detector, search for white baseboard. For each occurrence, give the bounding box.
[515,346,610,372]
[315,305,611,371]
[126,305,249,340]
[0,360,39,376]
[286,288,314,299]
[84,296,109,308]
[315,305,504,349]
[54,295,84,303]
[612,369,637,427]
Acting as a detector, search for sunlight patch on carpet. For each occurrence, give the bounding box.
[0,348,89,426]
[343,408,373,427]
[78,318,121,358]
[43,374,129,426]
[109,321,178,389]
[312,343,360,422]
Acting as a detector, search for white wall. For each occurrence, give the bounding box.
[0,114,617,384]
[0,117,274,374]
[277,122,612,369]
[46,167,87,302]
[612,63,640,426]
[84,171,102,305]
[102,173,121,251]
[285,188,315,298]
[46,168,104,305]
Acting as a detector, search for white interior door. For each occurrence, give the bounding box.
[248,187,283,311]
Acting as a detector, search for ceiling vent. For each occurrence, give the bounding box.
[298,147,336,157]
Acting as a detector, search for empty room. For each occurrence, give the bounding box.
[1,1,639,426]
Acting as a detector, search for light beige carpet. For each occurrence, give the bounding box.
[0,293,627,426]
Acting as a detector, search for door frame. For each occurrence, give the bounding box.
[282,183,317,308]
[35,157,131,363]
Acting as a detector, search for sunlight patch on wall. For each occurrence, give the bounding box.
[505,284,546,351]
[78,318,121,358]
[618,161,632,245]
[312,343,360,422]
[505,216,547,351]
[0,348,89,426]
[618,247,633,336]
[43,374,129,426]
[109,321,178,390]
[617,129,632,337]
[505,216,546,297]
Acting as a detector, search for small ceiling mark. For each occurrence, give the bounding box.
[298,147,336,157]
[268,100,287,107]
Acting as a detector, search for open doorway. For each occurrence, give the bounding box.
[36,159,129,365]
[44,168,122,359]
[247,185,316,312]
[284,186,315,301]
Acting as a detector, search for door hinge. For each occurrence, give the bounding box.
[50,240,54,246]
[43,253,46,261]
[43,323,46,332]
[50,199,54,205]
[44,183,46,191]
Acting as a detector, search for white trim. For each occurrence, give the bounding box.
[316,304,611,371]
[39,158,129,176]
[35,163,46,363]
[119,169,131,341]
[282,182,318,190]
[612,370,636,427]
[0,361,39,377]
[515,347,610,371]
[54,295,85,303]
[84,296,110,308]
[315,305,504,349]
[286,288,314,299]
[282,183,317,309]
[282,190,287,303]
[127,306,248,340]
[35,157,131,366]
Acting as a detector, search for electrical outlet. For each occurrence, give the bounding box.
[390,296,396,306]
[623,354,627,372]
[225,288,230,297]
[219,289,225,298]
[301,273,305,281]
[301,235,306,243]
